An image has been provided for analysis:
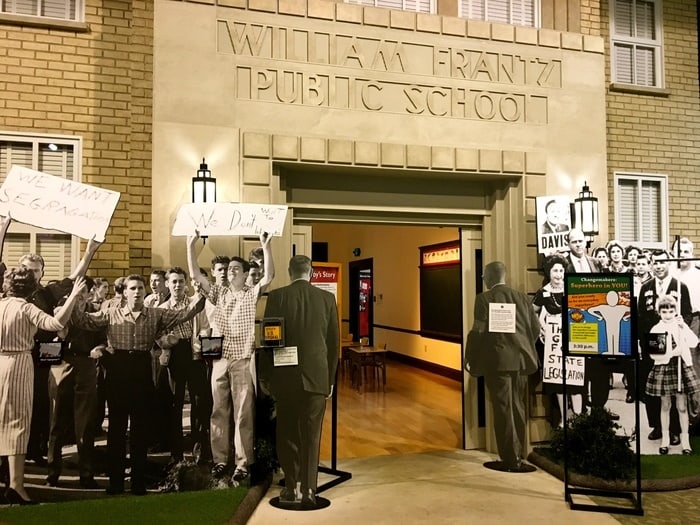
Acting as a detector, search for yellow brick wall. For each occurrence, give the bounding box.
[602,0,700,241]
[0,0,154,280]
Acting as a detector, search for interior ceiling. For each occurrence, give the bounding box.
[276,163,518,226]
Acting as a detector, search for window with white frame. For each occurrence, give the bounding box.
[0,0,83,22]
[459,0,537,27]
[610,0,663,87]
[0,134,80,281]
[614,173,667,249]
[345,0,433,13]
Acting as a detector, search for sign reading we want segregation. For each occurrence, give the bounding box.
[0,166,121,242]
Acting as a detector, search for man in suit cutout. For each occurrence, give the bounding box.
[471,261,539,471]
[261,255,339,508]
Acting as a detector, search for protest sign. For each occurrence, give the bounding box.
[0,166,120,242]
[542,313,585,386]
[171,203,288,237]
[535,195,571,255]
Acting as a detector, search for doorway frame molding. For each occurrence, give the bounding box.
[238,129,549,454]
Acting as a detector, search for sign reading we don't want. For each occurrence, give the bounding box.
[0,166,121,242]
[171,203,288,237]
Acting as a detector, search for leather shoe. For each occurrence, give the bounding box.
[45,475,59,487]
[683,449,693,456]
[301,494,317,509]
[5,488,38,505]
[607,411,620,421]
[279,487,297,503]
[659,446,669,455]
[671,434,681,446]
[648,428,662,440]
[79,476,100,489]
[626,393,635,403]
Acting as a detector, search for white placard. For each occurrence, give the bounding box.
[171,203,288,237]
[0,166,120,242]
[488,303,516,333]
[541,313,585,386]
[273,346,298,366]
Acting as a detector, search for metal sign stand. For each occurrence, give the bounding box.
[562,272,643,516]
[317,368,352,493]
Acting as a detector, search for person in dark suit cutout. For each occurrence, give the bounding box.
[261,255,339,508]
[471,261,539,471]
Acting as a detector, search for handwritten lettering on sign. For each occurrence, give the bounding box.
[171,203,288,237]
[0,166,120,242]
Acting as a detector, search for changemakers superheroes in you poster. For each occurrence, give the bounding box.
[565,274,633,357]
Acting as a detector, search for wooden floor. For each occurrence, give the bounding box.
[320,358,463,460]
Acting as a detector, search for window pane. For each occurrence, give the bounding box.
[635,0,655,39]
[37,234,72,282]
[614,0,633,37]
[640,180,661,243]
[10,0,39,16]
[487,0,509,23]
[634,46,656,86]
[617,179,639,242]
[0,142,33,184]
[614,44,634,84]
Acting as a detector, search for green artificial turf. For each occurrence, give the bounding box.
[0,486,248,525]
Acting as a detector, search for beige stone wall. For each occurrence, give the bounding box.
[0,0,154,279]
[601,0,700,240]
[154,0,609,282]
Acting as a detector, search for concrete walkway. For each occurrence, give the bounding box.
[247,449,620,525]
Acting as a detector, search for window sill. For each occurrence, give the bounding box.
[609,83,670,97]
[0,13,88,32]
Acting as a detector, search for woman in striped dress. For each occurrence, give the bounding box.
[0,269,85,504]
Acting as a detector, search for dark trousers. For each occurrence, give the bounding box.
[150,352,173,450]
[168,340,212,460]
[94,362,107,433]
[47,355,97,479]
[27,364,50,460]
[106,351,153,490]
[275,391,326,495]
[484,371,526,467]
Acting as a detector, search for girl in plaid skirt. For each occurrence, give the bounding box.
[646,295,700,455]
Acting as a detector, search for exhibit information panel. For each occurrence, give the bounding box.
[563,273,635,358]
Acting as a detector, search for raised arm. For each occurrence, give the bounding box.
[0,212,11,264]
[187,233,211,294]
[259,232,275,290]
[53,276,88,326]
[68,236,103,280]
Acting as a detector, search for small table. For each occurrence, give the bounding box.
[346,345,387,392]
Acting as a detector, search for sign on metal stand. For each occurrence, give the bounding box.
[562,272,643,516]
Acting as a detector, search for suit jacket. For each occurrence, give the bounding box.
[541,222,569,235]
[261,280,339,396]
[566,255,602,274]
[473,284,540,373]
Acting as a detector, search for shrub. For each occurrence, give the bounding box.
[550,407,635,481]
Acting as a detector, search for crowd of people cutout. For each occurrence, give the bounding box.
[538,228,700,456]
[0,212,274,504]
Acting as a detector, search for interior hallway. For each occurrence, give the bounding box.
[320,358,463,460]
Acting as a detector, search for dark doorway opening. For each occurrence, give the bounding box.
[349,258,373,344]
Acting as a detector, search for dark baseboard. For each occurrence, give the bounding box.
[388,351,461,382]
